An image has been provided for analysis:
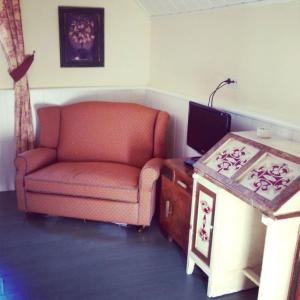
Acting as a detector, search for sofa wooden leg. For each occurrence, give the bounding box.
[138,226,146,233]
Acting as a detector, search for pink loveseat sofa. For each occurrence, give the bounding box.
[15,101,169,226]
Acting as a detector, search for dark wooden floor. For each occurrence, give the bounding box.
[0,192,258,300]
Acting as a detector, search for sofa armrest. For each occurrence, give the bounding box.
[15,147,57,175]
[138,158,163,225]
[139,158,162,192]
[15,148,56,211]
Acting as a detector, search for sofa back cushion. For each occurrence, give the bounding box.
[38,106,61,148]
[57,102,159,168]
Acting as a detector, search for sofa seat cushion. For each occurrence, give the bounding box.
[25,162,140,203]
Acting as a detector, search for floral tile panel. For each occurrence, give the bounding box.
[239,153,300,201]
[194,189,214,259]
[204,138,260,178]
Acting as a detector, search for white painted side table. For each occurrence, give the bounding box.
[186,131,300,300]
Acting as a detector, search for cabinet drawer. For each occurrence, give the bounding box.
[174,172,193,195]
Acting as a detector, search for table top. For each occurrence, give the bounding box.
[194,132,300,219]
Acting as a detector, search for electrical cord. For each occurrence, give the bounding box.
[208,82,227,107]
[208,78,235,108]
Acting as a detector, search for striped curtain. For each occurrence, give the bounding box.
[0,0,34,154]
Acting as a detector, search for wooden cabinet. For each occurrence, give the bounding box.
[159,158,193,252]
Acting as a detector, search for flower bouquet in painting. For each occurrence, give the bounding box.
[59,7,104,67]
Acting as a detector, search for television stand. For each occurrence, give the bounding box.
[159,158,193,252]
[184,156,202,168]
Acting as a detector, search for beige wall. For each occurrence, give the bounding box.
[0,0,299,126]
[0,0,151,89]
[150,1,300,127]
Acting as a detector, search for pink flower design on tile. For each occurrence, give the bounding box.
[216,146,248,173]
[250,163,290,193]
[199,200,212,242]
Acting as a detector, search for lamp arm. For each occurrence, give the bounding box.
[208,78,235,108]
[208,82,228,107]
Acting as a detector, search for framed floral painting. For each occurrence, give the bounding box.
[58,6,104,67]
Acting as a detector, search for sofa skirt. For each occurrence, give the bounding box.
[25,192,141,225]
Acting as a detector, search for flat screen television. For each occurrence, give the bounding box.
[187,101,231,159]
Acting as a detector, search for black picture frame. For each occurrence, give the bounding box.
[59,6,104,67]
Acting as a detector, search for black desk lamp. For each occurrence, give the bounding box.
[208,78,235,108]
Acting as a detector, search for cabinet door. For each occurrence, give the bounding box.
[170,185,191,251]
[160,175,192,251]
[191,182,216,266]
[159,176,173,235]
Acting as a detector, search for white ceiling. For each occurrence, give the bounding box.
[136,0,293,16]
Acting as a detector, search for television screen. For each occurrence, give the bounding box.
[187,101,231,156]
